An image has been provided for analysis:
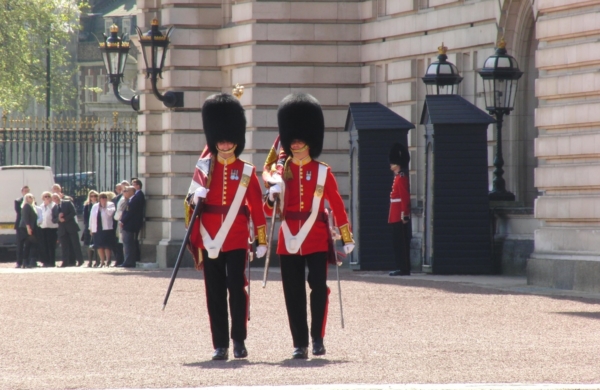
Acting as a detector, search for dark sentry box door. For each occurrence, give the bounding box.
[356,130,408,270]
[432,124,492,274]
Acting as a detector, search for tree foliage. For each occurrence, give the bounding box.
[0,0,88,114]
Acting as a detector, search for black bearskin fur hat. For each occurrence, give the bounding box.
[278,93,324,158]
[202,93,246,157]
[389,142,410,168]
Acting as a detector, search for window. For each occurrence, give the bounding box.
[85,75,95,102]
[122,18,131,37]
[104,18,113,34]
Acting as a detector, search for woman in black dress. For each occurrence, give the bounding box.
[89,192,116,267]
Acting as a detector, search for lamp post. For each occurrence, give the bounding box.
[478,39,523,201]
[422,43,463,95]
[98,24,139,111]
[135,19,184,108]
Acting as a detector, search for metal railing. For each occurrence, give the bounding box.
[0,112,138,212]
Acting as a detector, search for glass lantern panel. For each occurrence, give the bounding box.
[157,46,167,69]
[438,63,452,74]
[497,57,511,68]
[494,79,506,108]
[438,84,454,95]
[101,52,110,75]
[109,52,120,75]
[118,52,128,74]
[506,79,518,109]
[426,63,438,75]
[142,44,153,70]
[482,78,494,109]
[484,57,496,68]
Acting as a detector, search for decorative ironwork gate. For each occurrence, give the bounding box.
[0,112,138,212]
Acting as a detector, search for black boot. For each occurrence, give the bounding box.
[233,340,248,359]
[292,347,308,359]
[312,339,326,356]
[212,348,228,361]
[389,270,410,276]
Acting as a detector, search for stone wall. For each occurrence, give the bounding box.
[135,0,551,275]
[528,0,600,292]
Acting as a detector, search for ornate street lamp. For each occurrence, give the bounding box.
[99,24,139,111]
[422,43,463,95]
[136,19,184,108]
[478,39,523,201]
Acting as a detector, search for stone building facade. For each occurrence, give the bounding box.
[133,0,600,292]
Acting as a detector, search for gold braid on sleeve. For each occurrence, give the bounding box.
[339,224,354,245]
[257,225,267,246]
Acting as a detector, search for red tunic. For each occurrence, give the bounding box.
[189,157,266,252]
[264,159,352,256]
[388,172,410,223]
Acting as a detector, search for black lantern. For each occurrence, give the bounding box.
[99,24,139,111]
[136,19,184,108]
[478,39,523,201]
[422,43,463,95]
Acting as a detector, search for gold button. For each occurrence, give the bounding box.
[223,190,226,195]
[223,201,226,205]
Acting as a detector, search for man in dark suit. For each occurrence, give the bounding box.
[118,184,144,268]
[54,195,84,267]
[14,186,30,268]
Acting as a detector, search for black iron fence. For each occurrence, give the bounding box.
[0,112,138,212]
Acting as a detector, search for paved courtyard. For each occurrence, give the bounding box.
[1,262,599,389]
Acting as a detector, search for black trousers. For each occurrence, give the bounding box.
[19,231,37,267]
[59,231,83,265]
[392,222,411,273]
[40,228,58,267]
[280,251,330,348]
[202,249,248,349]
[15,228,27,267]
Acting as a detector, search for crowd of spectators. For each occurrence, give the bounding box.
[13,179,145,269]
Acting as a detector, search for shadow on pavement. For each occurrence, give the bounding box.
[184,358,347,369]
[554,311,600,319]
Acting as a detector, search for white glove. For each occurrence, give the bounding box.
[343,243,355,254]
[269,173,282,185]
[255,245,267,258]
[268,184,281,202]
[193,187,208,204]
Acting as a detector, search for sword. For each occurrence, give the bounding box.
[247,219,255,320]
[327,208,345,328]
[262,195,278,288]
[162,200,201,311]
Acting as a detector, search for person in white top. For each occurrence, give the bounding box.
[89,192,116,267]
[38,191,59,267]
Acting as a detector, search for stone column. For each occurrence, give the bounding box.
[528,1,600,292]
[136,0,222,266]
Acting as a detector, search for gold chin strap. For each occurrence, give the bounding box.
[291,144,309,153]
[216,144,237,154]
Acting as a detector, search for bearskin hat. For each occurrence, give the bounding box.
[277,93,324,158]
[389,142,410,168]
[202,93,246,157]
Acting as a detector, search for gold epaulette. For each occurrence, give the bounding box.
[317,160,329,167]
[238,158,255,167]
[283,157,293,180]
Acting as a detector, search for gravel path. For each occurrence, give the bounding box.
[1,263,599,389]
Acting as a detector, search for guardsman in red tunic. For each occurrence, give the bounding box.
[264,93,355,359]
[186,93,268,361]
[388,142,411,276]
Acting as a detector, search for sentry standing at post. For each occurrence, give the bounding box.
[185,93,267,361]
[388,142,412,276]
[265,93,355,359]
